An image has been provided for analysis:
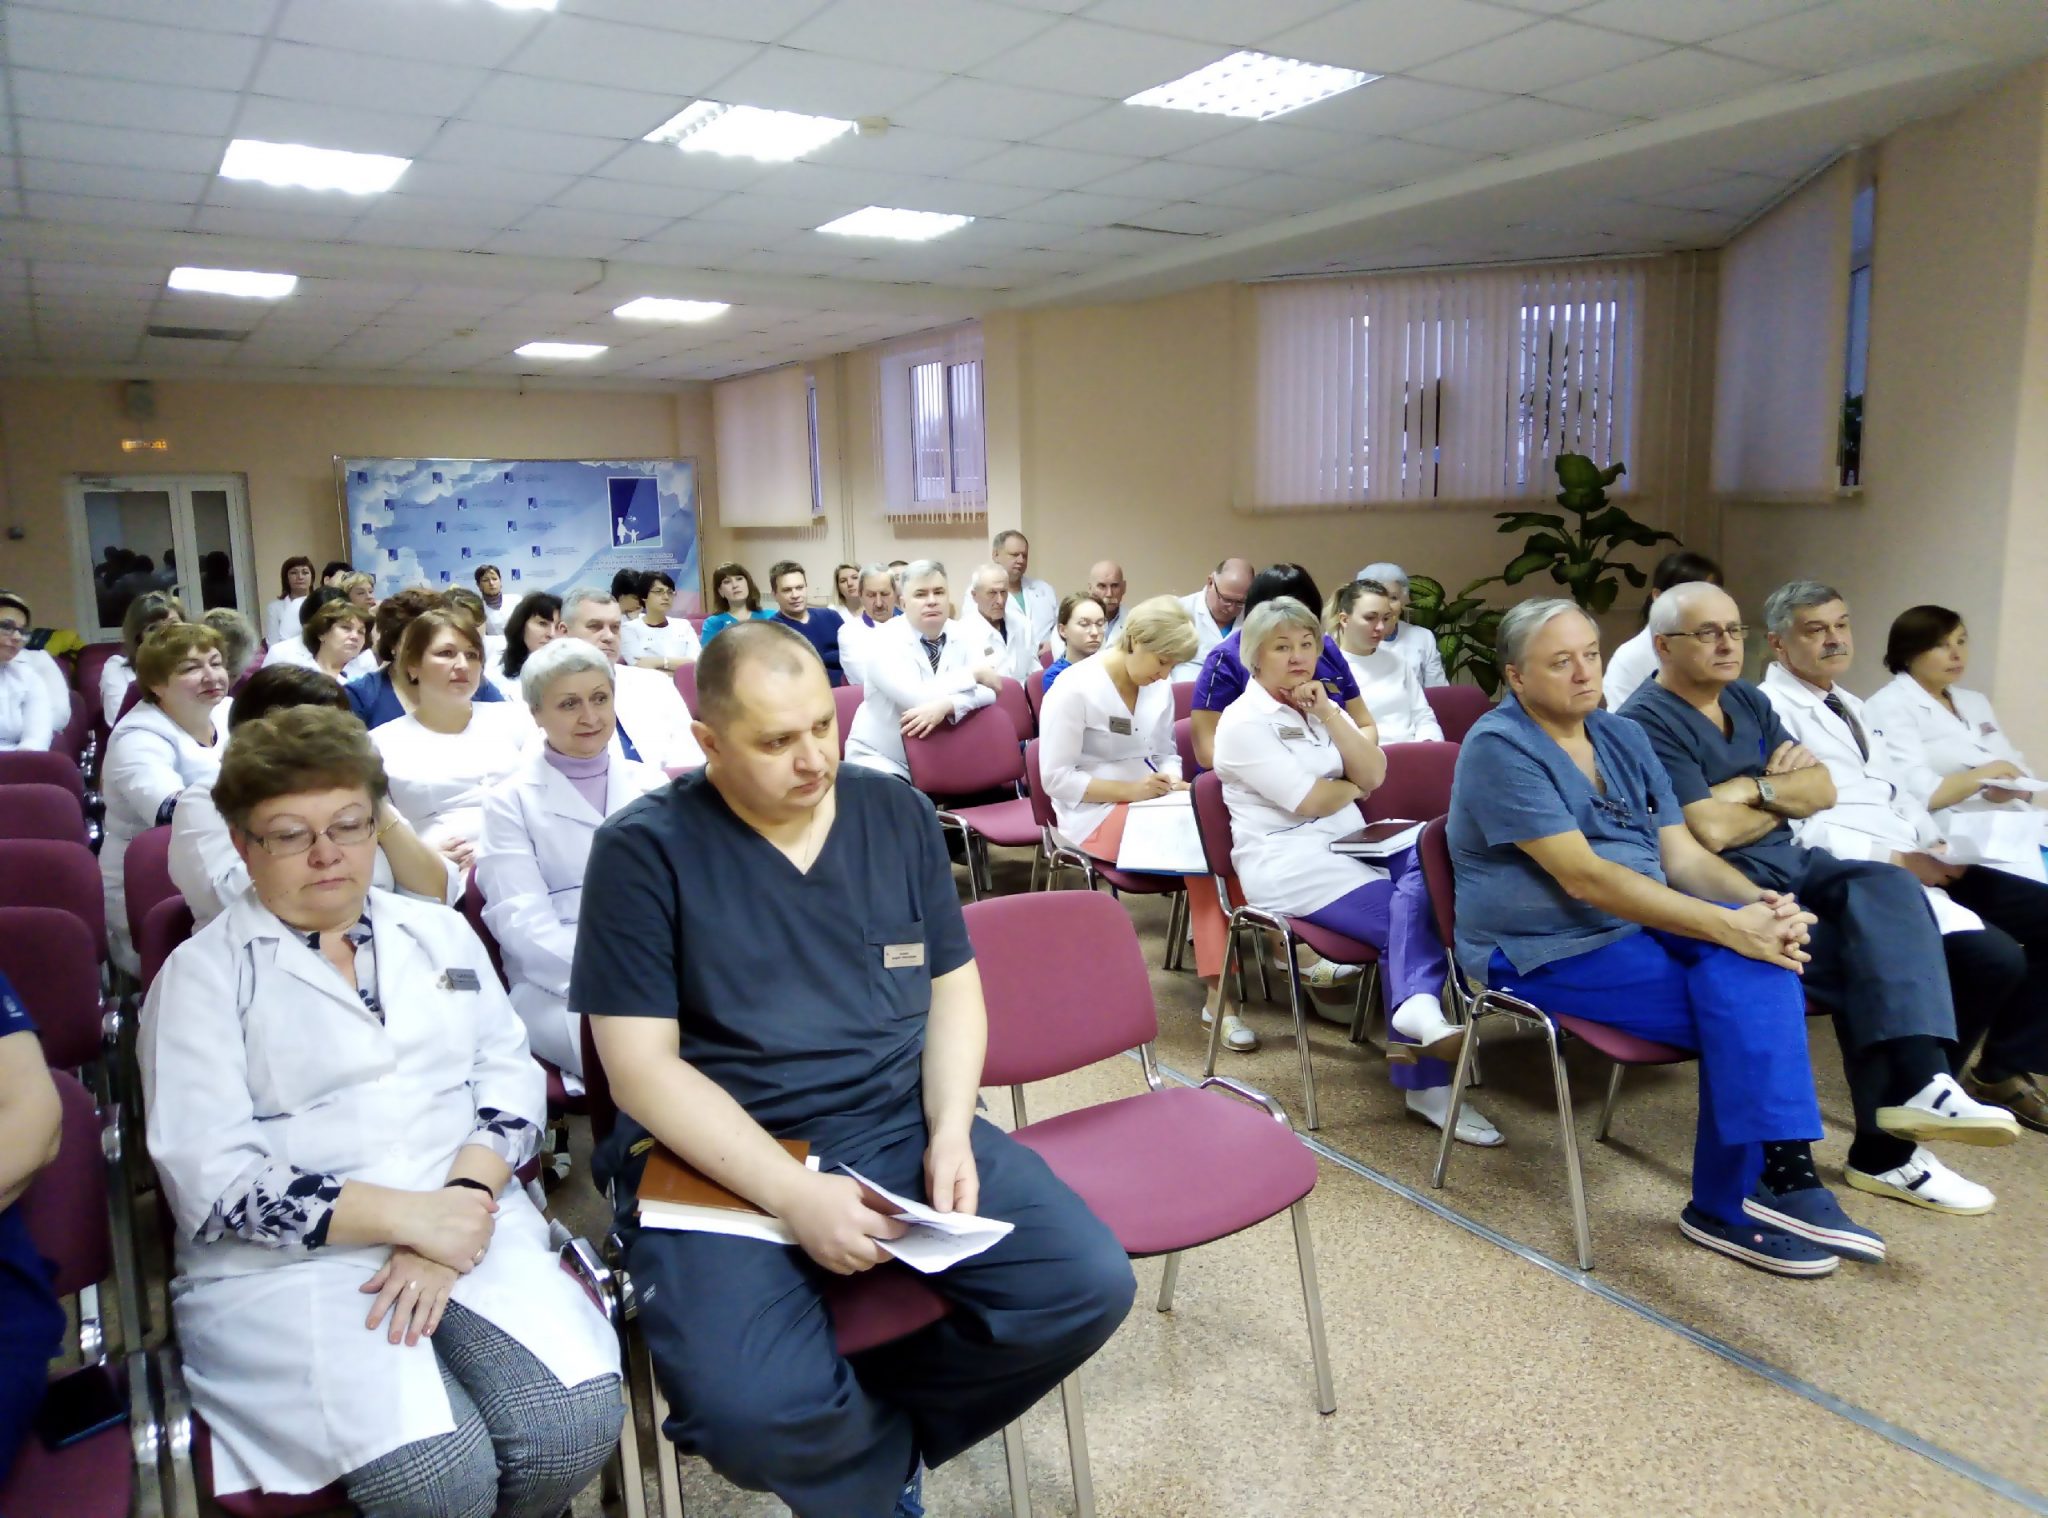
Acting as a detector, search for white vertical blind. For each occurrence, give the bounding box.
[877,323,987,521]
[1249,260,1643,510]
[711,364,814,527]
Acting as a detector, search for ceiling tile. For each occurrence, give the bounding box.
[889,180,1057,217]
[694,192,857,229]
[1409,19,1670,93]
[1265,0,1536,73]
[1167,120,1354,174]
[959,144,1140,191]
[379,160,576,205]
[1115,200,1268,235]
[18,120,223,173]
[3,8,263,89]
[424,123,625,176]
[458,75,682,141]
[19,159,208,204]
[502,17,762,95]
[482,227,636,259]
[21,0,280,33]
[1032,103,1245,157]
[1083,158,1254,201]
[1709,2,1930,73]
[556,0,833,40]
[590,142,775,193]
[1407,96,1631,153]
[510,205,678,242]
[783,0,1055,71]
[231,96,450,158]
[703,46,948,118]
[1544,48,1789,115]
[548,177,723,218]
[275,0,542,66]
[801,128,1006,177]
[1083,0,1346,45]
[1570,0,1827,44]
[751,161,925,205]
[352,191,533,226]
[888,78,1101,140]
[1204,172,1355,214]
[190,204,365,240]
[21,191,195,229]
[1283,76,1505,135]
[1301,136,1494,188]
[7,70,240,136]
[1003,188,1171,227]
[966,19,1227,100]
[248,42,488,118]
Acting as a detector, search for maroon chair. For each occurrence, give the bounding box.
[830,684,862,759]
[458,872,510,991]
[1022,740,1186,966]
[1362,741,1460,824]
[49,692,94,771]
[1170,681,1195,721]
[1037,646,1054,670]
[969,890,1334,1423]
[1416,817,1694,1270]
[1024,667,1047,722]
[672,662,697,714]
[0,839,105,961]
[1173,717,1198,778]
[0,782,88,844]
[113,682,144,728]
[993,676,1034,742]
[137,897,195,995]
[1188,773,1377,1130]
[73,641,121,700]
[903,706,1037,902]
[0,907,112,1072]
[0,749,87,804]
[122,825,178,960]
[1424,684,1492,744]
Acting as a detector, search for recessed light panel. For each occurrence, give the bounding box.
[644,102,854,163]
[515,341,606,360]
[168,266,298,299]
[613,297,731,322]
[817,206,973,242]
[1126,50,1375,121]
[219,138,410,194]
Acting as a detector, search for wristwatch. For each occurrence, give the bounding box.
[1755,776,1780,812]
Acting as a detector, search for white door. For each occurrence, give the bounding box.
[66,474,256,641]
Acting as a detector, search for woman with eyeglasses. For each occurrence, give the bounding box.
[618,570,700,674]
[0,592,55,753]
[140,705,622,1513]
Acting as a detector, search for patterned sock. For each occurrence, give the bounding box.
[1760,1140,1821,1195]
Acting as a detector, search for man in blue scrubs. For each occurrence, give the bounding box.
[574,622,1132,1518]
[0,970,66,1487]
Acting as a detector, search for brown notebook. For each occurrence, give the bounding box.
[1329,818,1425,857]
[637,1138,811,1237]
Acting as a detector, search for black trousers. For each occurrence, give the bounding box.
[1942,865,2048,1078]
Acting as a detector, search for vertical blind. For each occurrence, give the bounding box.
[1249,260,1643,510]
[877,323,986,521]
[711,364,815,527]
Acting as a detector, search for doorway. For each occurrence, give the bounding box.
[65,474,255,640]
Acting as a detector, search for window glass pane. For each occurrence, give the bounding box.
[910,360,950,501]
[84,488,177,630]
[188,488,242,612]
[946,360,984,497]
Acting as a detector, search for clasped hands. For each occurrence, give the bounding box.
[1727,889,1818,974]
[361,1185,499,1347]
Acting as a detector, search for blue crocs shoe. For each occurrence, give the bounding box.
[894,1464,926,1518]
[1678,1204,1838,1277]
[1743,1185,1886,1264]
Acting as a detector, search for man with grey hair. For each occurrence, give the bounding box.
[1760,580,2048,1135]
[1620,582,2017,1217]
[560,585,704,770]
[1174,556,1254,681]
[991,529,1058,658]
[837,564,900,687]
[845,560,1005,781]
[957,561,1036,682]
[1356,562,1448,689]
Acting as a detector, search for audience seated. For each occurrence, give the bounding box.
[1450,598,1865,1274]
[610,568,647,621]
[475,562,511,635]
[369,609,533,872]
[1174,557,1253,681]
[0,969,64,1489]
[993,529,1058,658]
[103,622,231,974]
[1329,580,1443,743]
[103,590,183,727]
[340,571,378,614]
[1617,582,2019,1216]
[1757,581,2048,1133]
[1056,561,1127,660]
[491,590,564,700]
[832,562,864,621]
[478,639,667,1081]
[767,560,848,688]
[262,555,313,648]
[269,590,377,684]
[578,623,1132,1518]
[959,561,1038,682]
[1189,564,1369,773]
[346,589,510,728]
[843,560,1004,782]
[559,587,705,769]
[170,665,456,926]
[140,706,622,1511]
[0,592,56,754]
[1041,592,1106,694]
[1601,549,1724,711]
[620,570,702,673]
[701,562,775,646]
[1355,563,1448,689]
[199,607,261,685]
[836,563,900,686]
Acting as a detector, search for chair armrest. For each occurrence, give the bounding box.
[1472,987,1546,1022]
[1197,1076,1295,1129]
[558,1235,621,1324]
[153,1346,200,1518]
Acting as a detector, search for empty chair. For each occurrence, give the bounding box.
[1024,667,1048,722]
[1362,740,1461,823]
[0,839,106,963]
[672,661,697,714]
[121,825,178,962]
[0,783,86,845]
[904,705,1038,901]
[1170,681,1195,721]
[994,675,1034,742]
[1424,684,1492,743]
[0,749,86,804]
[831,684,862,759]
[135,896,194,996]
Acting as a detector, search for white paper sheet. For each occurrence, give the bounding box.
[1115,793,1207,875]
[838,1166,1016,1275]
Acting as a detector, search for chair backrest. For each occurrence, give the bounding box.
[1037,646,1053,669]
[1024,668,1046,720]
[1188,771,1245,912]
[459,872,510,990]
[19,1070,110,1297]
[52,694,94,767]
[114,682,144,727]
[1417,817,1459,969]
[904,704,1024,799]
[0,907,105,1069]
[0,748,87,803]
[994,677,1033,742]
[1173,717,1197,779]
[73,642,120,697]
[672,663,697,714]
[1364,741,1460,823]
[0,839,105,957]
[123,825,177,950]
[1021,740,1055,831]
[1425,684,1492,743]
[0,782,85,844]
[831,684,862,759]
[1171,680,1195,721]
[967,892,1159,1085]
[137,896,196,995]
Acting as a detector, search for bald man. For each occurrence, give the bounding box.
[1175,557,1253,681]
[1057,560,1128,660]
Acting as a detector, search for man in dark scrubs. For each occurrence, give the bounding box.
[575,622,1132,1518]
[0,970,66,1487]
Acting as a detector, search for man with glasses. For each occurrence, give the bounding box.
[1174,557,1253,681]
[1619,582,2018,1218]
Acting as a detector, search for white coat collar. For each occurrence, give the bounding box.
[518,742,657,822]
[1761,661,1854,711]
[115,697,228,749]
[220,885,439,1021]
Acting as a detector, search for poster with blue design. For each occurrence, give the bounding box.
[339,457,701,615]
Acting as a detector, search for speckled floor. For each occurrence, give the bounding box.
[545,855,2048,1517]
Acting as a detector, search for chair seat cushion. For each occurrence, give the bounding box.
[1551,1014,1693,1066]
[1014,1086,1316,1257]
[949,798,1040,849]
[824,1266,949,1356]
[0,1420,132,1518]
[1286,917,1379,967]
[197,1416,349,1517]
[1091,863,1182,897]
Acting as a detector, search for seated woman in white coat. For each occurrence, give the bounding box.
[140,706,621,1513]
[371,609,533,873]
[843,559,1004,781]
[478,639,667,1080]
[102,589,183,728]
[0,591,56,753]
[102,622,230,975]
[619,570,701,674]
[170,665,456,926]
[1213,598,1498,1144]
[1329,580,1443,743]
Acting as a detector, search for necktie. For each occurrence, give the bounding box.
[1822,692,1869,762]
[614,716,642,763]
[920,635,944,672]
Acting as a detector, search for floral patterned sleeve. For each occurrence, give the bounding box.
[200,1160,345,1249]
[466,1106,540,1170]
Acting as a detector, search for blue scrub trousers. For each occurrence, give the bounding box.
[1487,930,1823,1225]
[625,1116,1135,1518]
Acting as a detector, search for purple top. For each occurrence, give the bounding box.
[544,744,610,816]
[1192,630,1362,714]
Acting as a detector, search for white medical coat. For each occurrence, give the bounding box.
[844,617,997,782]
[1037,655,1180,848]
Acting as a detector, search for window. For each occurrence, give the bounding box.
[1840,181,1874,489]
[1249,261,1642,509]
[879,324,986,519]
[806,375,824,516]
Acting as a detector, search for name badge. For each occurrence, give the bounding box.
[1277,724,1306,741]
[440,968,481,992]
[883,943,926,969]
[1108,715,1134,736]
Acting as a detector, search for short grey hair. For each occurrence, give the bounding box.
[1763,579,1844,637]
[1648,581,1732,637]
[560,585,616,625]
[1497,597,1591,669]
[992,529,1027,553]
[857,562,894,592]
[200,607,259,679]
[1240,596,1321,672]
[1357,561,1408,591]
[968,561,1008,593]
[895,558,946,597]
[520,635,613,709]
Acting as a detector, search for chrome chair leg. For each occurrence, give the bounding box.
[612,1329,650,1518]
[1281,938,1320,1131]
[1596,1062,1626,1142]
[1289,1199,1337,1414]
[1002,1420,1033,1518]
[1155,1251,1181,1312]
[1254,930,1272,1003]
[1228,919,1247,1007]
[1059,1374,1095,1518]
[1432,1008,1485,1189]
[1205,930,1240,1079]
[1540,1018,1595,1270]
[639,1332,686,1518]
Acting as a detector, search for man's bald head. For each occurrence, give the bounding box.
[1206,558,1254,626]
[1087,560,1126,618]
[694,620,823,729]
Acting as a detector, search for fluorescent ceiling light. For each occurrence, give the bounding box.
[219,137,410,194]
[817,206,972,242]
[168,266,298,299]
[643,101,853,163]
[1126,50,1375,121]
[613,297,730,322]
[515,341,607,360]
[485,0,556,9]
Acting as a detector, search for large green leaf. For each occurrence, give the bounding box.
[1499,549,1556,584]
[1619,563,1647,588]
[1587,578,1620,614]
[1493,510,1568,535]
[1522,530,1574,559]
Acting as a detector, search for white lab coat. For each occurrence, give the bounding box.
[370,702,535,850]
[100,654,136,728]
[476,747,668,1075]
[262,595,305,649]
[620,616,701,669]
[1038,655,1180,849]
[1383,620,1448,689]
[844,617,997,782]
[481,596,512,636]
[1602,624,1658,711]
[139,886,618,1497]
[610,662,705,771]
[102,701,229,974]
[261,635,375,683]
[1211,679,1385,917]
[1172,590,1235,683]
[18,648,71,714]
[1863,672,2046,877]
[959,606,1037,683]
[0,657,56,752]
[1339,645,1442,743]
[1008,576,1059,656]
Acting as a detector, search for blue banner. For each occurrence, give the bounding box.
[341,457,701,615]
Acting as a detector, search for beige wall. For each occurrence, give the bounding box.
[1719,62,2048,755]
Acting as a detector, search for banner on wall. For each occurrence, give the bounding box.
[338,457,702,615]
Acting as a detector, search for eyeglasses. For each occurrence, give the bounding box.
[245,814,377,857]
[1675,623,1748,645]
[0,622,26,641]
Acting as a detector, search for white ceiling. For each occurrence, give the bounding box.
[0,0,2040,385]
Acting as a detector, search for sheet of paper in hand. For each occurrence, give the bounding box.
[837,1166,1016,1274]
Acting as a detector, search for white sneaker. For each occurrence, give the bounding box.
[1877,1073,2020,1147]
[1405,1086,1504,1147]
[1202,1007,1259,1052]
[1303,959,1363,990]
[1844,1146,1995,1214]
[1389,993,1465,1062]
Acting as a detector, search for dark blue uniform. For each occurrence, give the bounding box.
[0,973,65,1488]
